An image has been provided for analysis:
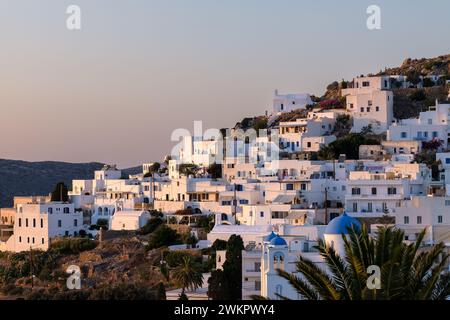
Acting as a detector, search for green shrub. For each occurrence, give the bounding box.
[138,217,163,235]
[50,238,97,255]
[409,90,426,101]
[146,225,181,250]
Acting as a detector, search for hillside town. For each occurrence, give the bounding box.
[1,62,450,300]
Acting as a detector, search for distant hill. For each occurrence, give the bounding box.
[0,159,141,208]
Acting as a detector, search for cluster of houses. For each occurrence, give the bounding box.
[1,74,449,299]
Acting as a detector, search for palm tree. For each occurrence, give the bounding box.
[172,256,203,297]
[276,226,450,300]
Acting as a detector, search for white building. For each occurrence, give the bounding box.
[342,76,394,134]
[387,100,450,150]
[0,202,83,252]
[278,116,336,153]
[344,163,429,217]
[272,90,313,114]
[395,196,450,245]
[110,210,150,231]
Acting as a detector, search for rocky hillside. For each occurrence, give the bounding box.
[393,85,450,119]
[378,54,450,77]
[0,159,141,208]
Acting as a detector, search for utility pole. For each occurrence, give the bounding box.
[29,246,34,289]
[324,188,328,225]
[233,183,237,217]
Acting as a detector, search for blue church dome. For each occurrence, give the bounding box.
[325,212,361,235]
[263,231,277,242]
[270,235,287,246]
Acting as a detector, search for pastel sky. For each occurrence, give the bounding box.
[0,0,449,168]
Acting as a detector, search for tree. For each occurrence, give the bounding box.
[253,118,268,134]
[207,269,228,300]
[172,256,203,296]
[146,225,181,250]
[406,69,421,85]
[207,234,244,300]
[360,124,374,136]
[318,133,379,160]
[96,218,109,230]
[178,163,199,177]
[207,163,222,179]
[409,89,426,101]
[333,114,351,137]
[196,215,214,233]
[51,182,69,202]
[422,78,435,88]
[276,226,450,300]
[138,217,163,235]
[144,162,161,177]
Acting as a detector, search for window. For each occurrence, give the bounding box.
[40,219,43,228]
[371,187,377,195]
[260,211,264,218]
[286,183,294,191]
[362,81,370,87]
[349,103,354,109]
[428,119,432,125]
[27,237,30,243]
[25,219,28,227]
[33,218,36,228]
[352,203,358,212]
[360,107,364,112]
[41,238,45,244]
[63,207,70,214]
[388,187,397,195]
[367,203,373,212]
[74,219,78,227]
[404,216,409,224]
[58,220,62,228]
[307,142,311,148]
[438,215,443,223]
[18,218,22,227]
[280,103,284,110]
[368,100,372,106]
[401,132,407,138]
[445,200,450,206]
[48,207,53,214]
[367,107,371,112]
[19,236,21,243]
[417,216,422,224]
[352,188,361,195]
[255,281,261,291]
[376,106,379,112]
[445,158,450,164]
[32,237,35,244]
[275,285,283,299]
[432,131,438,138]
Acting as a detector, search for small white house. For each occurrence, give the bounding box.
[110,210,150,231]
[272,90,313,114]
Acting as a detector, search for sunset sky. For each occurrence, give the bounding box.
[1,0,449,168]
